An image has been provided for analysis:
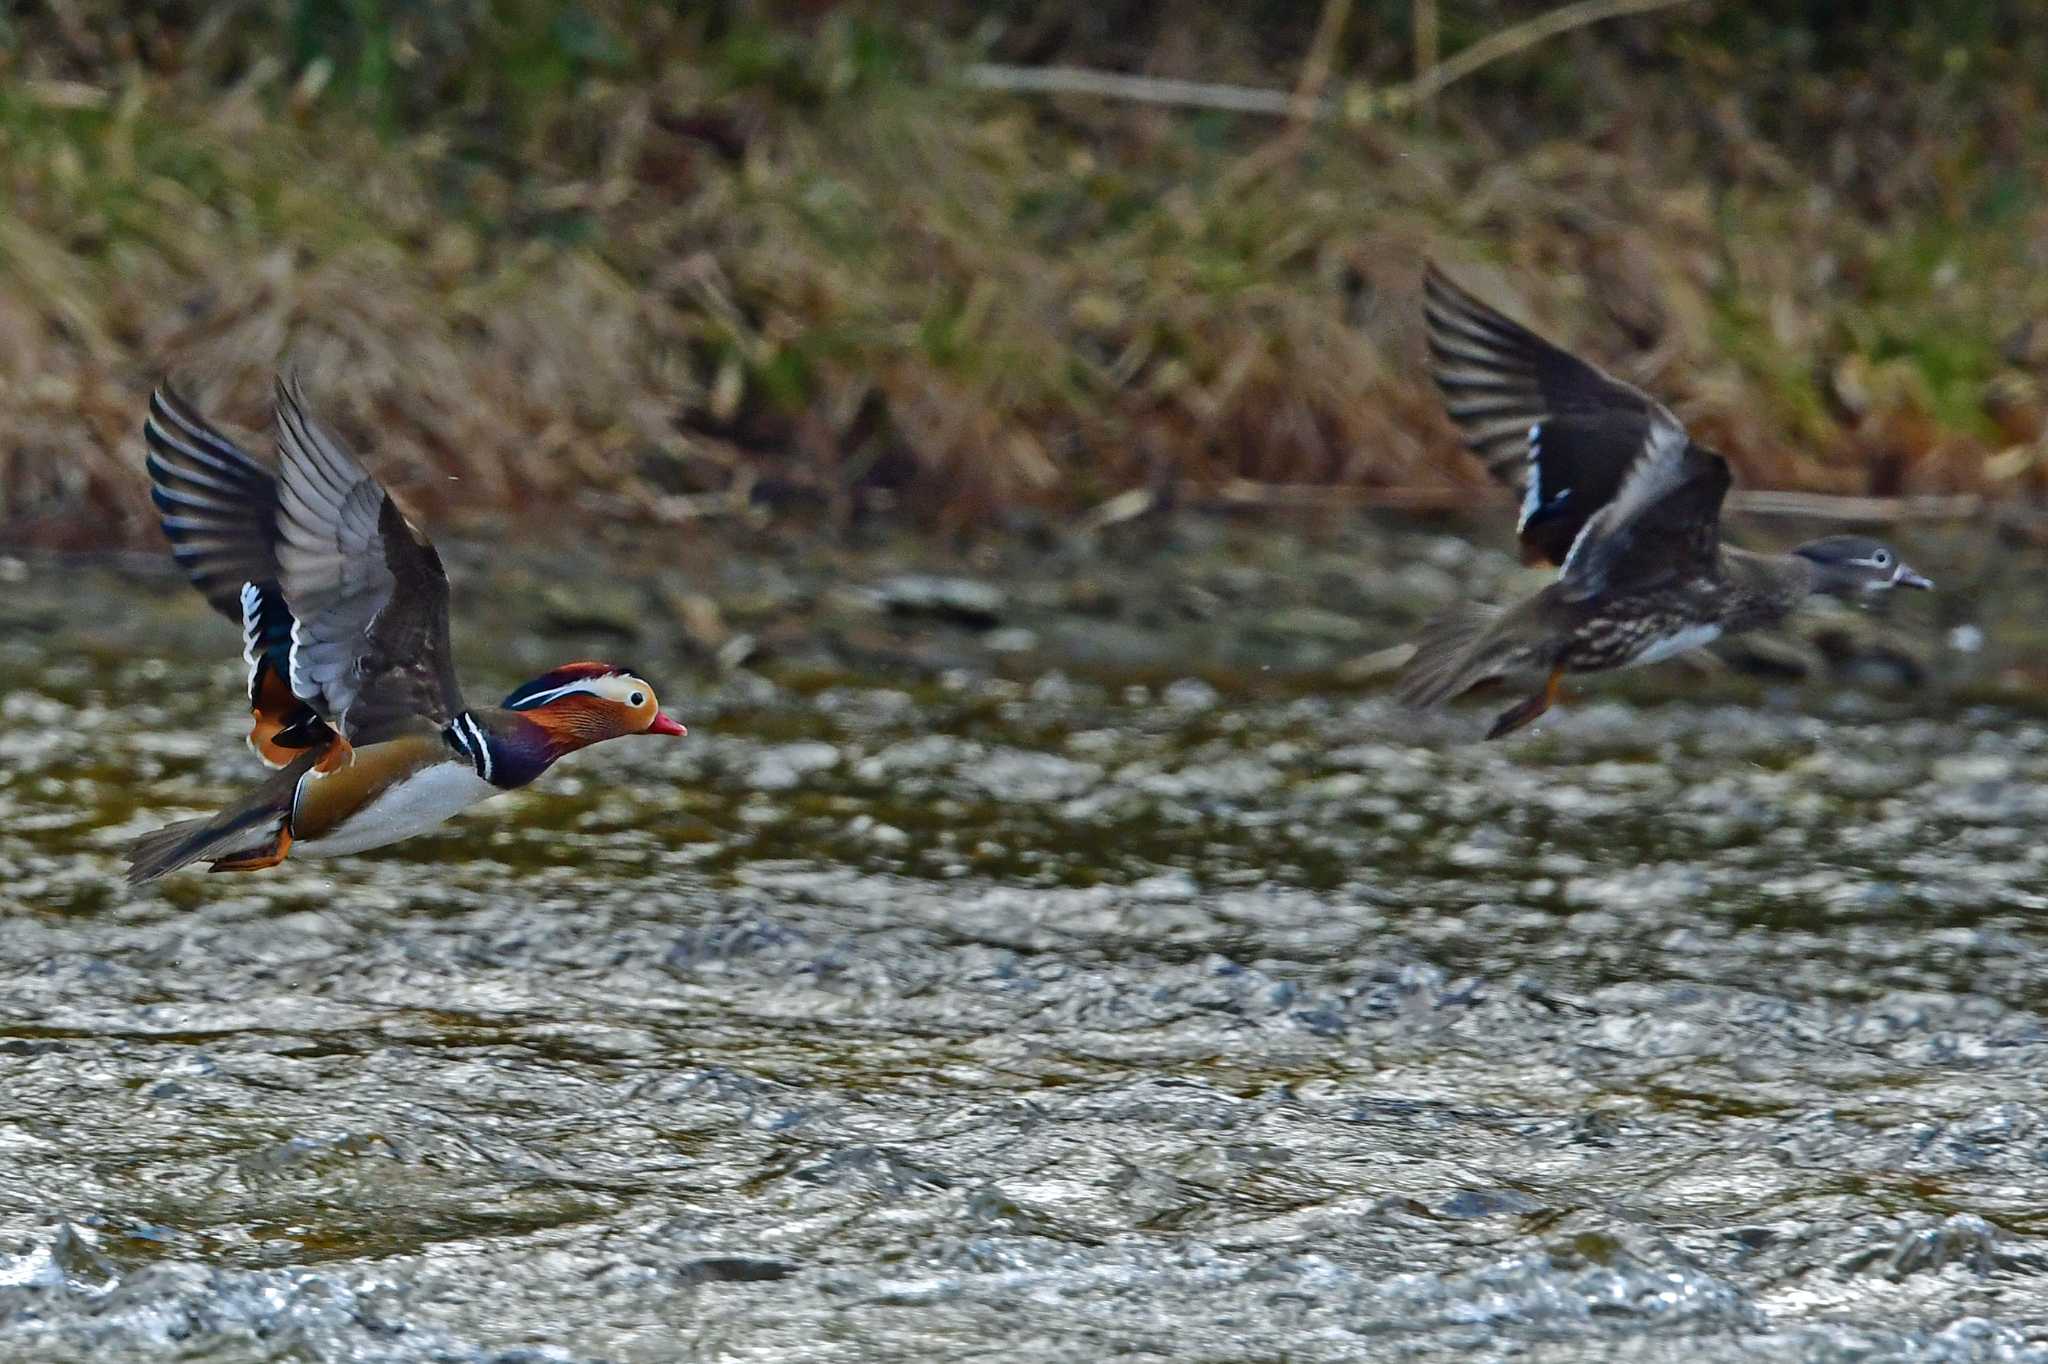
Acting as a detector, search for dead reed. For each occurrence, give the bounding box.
[3,3,2047,546]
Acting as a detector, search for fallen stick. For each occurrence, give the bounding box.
[961,65,1307,118]
[963,0,1700,122]
[1394,0,1701,114]
[1724,490,1990,523]
[1189,480,2020,524]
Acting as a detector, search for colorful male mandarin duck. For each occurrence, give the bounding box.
[1399,264,1933,739]
[127,378,686,882]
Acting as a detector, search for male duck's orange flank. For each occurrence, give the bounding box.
[128,379,686,882]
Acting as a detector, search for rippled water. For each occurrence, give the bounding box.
[3,535,2045,1362]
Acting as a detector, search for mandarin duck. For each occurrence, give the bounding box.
[127,378,686,882]
[1399,264,1932,739]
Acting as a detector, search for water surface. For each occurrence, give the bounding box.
[0,532,2041,1362]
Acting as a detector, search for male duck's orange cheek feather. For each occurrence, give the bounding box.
[525,698,643,750]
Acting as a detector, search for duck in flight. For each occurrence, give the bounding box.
[1399,264,1932,739]
[127,379,686,882]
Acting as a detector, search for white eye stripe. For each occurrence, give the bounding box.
[514,680,599,708]
[512,675,648,709]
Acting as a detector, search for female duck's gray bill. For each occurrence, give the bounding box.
[1896,564,1935,590]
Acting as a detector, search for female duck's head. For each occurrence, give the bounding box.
[1791,536,1934,598]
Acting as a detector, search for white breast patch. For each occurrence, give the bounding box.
[1628,623,1724,668]
[294,762,503,858]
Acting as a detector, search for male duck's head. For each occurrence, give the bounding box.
[1792,536,1934,599]
[503,662,687,748]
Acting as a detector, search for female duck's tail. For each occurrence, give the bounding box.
[1396,603,1513,709]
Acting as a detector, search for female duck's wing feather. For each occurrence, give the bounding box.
[143,384,332,767]
[1424,263,1692,566]
[1557,435,1733,601]
[272,376,465,747]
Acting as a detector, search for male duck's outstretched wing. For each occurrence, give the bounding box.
[142,384,333,767]
[1424,262,1692,566]
[143,385,281,615]
[272,375,465,747]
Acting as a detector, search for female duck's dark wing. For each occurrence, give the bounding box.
[1424,263,1691,566]
[273,376,465,747]
[1556,432,1733,601]
[142,385,333,767]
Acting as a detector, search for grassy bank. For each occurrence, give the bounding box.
[4,2,2048,545]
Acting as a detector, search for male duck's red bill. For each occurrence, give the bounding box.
[129,378,688,883]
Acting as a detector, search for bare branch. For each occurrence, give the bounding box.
[960,64,1306,118]
[1189,481,2003,526]
[1390,0,1702,113]
[1723,490,1988,524]
[963,0,1702,122]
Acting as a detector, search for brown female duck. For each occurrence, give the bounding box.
[1400,265,1932,739]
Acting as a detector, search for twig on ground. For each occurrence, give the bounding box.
[963,0,1700,122]
[1412,0,1440,126]
[960,65,1307,117]
[1200,480,1479,510]
[1223,0,1355,193]
[1388,0,1701,113]
[1723,490,1989,524]
[1189,480,2013,525]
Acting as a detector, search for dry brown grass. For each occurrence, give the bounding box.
[4,3,2048,547]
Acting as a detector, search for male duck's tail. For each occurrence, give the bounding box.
[126,755,314,883]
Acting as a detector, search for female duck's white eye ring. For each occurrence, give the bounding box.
[1872,550,1892,568]
[630,691,646,706]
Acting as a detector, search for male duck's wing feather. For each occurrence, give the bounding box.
[1557,435,1733,600]
[1424,263,1690,566]
[144,383,332,767]
[143,384,282,619]
[272,375,465,746]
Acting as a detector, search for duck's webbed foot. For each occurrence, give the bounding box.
[207,824,294,873]
[1485,667,1565,740]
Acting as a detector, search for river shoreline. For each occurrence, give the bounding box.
[14,502,1993,716]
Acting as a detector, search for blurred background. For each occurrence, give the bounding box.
[8,8,2048,1361]
[6,0,2048,546]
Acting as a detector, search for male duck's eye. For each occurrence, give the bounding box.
[629,691,646,706]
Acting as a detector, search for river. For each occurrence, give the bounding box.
[0,515,2038,1361]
